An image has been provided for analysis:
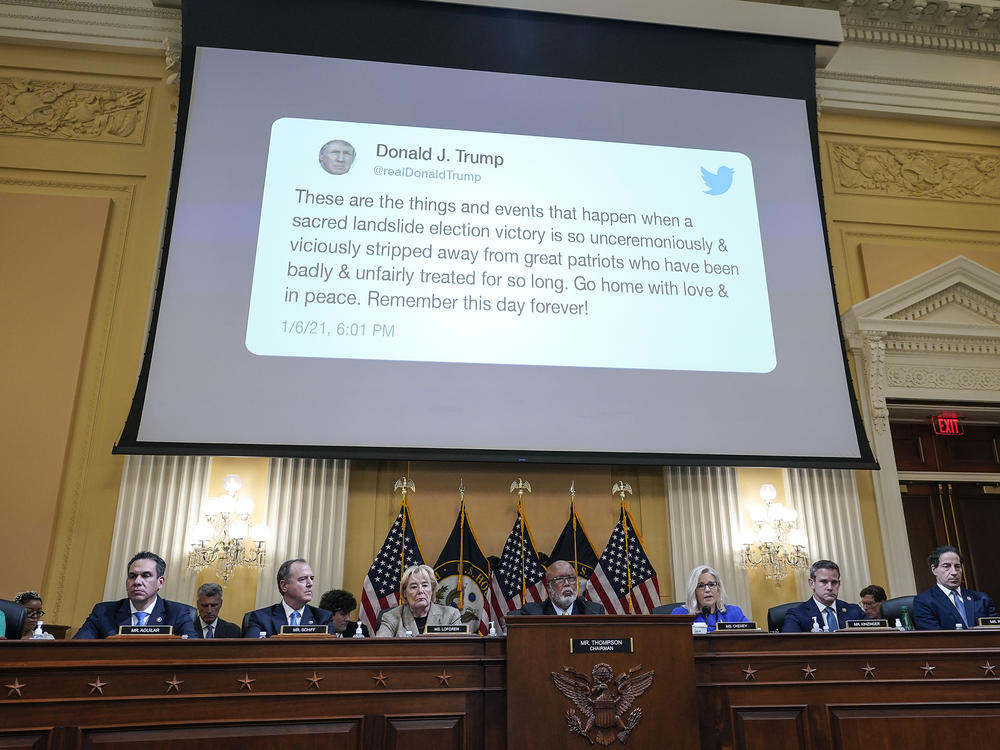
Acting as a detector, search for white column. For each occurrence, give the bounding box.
[665,466,750,612]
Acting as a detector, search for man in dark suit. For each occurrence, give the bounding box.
[74,551,197,639]
[913,545,997,630]
[242,558,332,637]
[781,559,865,632]
[318,588,370,638]
[517,560,606,616]
[192,582,241,638]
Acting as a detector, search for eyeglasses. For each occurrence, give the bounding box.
[548,575,577,585]
[25,609,45,618]
[695,582,719,590]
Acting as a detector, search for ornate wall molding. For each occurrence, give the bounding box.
[0,76,149,142]
[886,363,1000,390]
[861,331,890,434]
[826,141,1000,201]
[754,0,1000,49]
[889,284,1000,323]
[0,0,179,52]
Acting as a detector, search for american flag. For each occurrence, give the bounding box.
[486,506,548,631]
[359,502,425,635]
[585,505,661,614]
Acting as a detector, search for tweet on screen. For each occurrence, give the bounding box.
[246,117,775,373]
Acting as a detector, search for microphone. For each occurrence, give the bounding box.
[701,606,711,619]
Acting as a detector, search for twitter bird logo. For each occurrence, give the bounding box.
[701,165,734,195]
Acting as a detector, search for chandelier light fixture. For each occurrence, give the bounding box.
[186,474,268,584]
[738,483,808,581]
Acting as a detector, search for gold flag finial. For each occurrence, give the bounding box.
[569,481,576,500]
[394,477,416,499]
[611,481,632,502]
[459,478,466,502]
[509,478,532,503]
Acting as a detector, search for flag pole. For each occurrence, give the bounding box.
[394,476,416,582]
[510,478,532,600]
[570,481,579,597]
[458,479,466,609]
[612,480,634,614]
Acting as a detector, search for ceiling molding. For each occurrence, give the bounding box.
[1,0,997,124]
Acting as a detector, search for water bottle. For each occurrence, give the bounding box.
[352,624,364,638]
[895,618,904,631]
[488,621,497,637]
[258,631,267,639]
[900,606,915,631]
[31,620,45,639]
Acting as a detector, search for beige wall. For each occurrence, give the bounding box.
[817,110,1000,597]
[4,41,999,626]
[1,44,178,626]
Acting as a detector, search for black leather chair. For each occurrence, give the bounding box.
[767,601,799,632]
[0,598,27,639]
[881,595,915,625]
[651,602,685,614]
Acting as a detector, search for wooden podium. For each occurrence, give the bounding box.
[506,615,699,748]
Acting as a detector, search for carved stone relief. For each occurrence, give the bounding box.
[0,77,149,142]
[827,142,1000,201]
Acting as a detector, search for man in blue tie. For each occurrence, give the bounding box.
[912,546,997,630]
[780,560,865,632]
[241,558,333,638]
[73,551,197,638]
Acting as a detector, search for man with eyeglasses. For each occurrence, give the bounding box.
[13,591,54,639]
[781,559,864,632]
[517,560,606,616]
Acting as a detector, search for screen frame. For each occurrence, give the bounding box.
[115,0,876,469]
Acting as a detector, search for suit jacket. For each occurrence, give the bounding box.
[780,598,865,632]
[375,602,463,637]
[242,603,332,638]
[517,597,606,616]
[912,585,998,630]
[73,597,197,639]
[193,617,241,638]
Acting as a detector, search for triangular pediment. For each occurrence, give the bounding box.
[843,256,1000,331]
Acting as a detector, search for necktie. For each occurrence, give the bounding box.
[135,612,148,627]
[825,608,838,632]
[951,590,969,626]
[290,611,300,627]
[206,624,214,638]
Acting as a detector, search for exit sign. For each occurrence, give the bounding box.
[932,413,964,436]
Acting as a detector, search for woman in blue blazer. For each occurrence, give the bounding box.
[671,565,749,632]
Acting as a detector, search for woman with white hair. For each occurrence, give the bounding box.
[376,564,463,637]
[670,565,749,632]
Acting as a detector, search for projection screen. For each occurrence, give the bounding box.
[116,0,876,468]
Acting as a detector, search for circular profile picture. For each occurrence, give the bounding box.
[318,139,356,175]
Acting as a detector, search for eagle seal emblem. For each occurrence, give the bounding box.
[551,663,655,745]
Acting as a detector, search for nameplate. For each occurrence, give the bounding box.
[845,619,888,629]
[978,616,1000,627]
[279,625,330,635]
[117,625,173,636]
[570,637,633,654]
[425,624,470,635]
[716,621,757,631]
